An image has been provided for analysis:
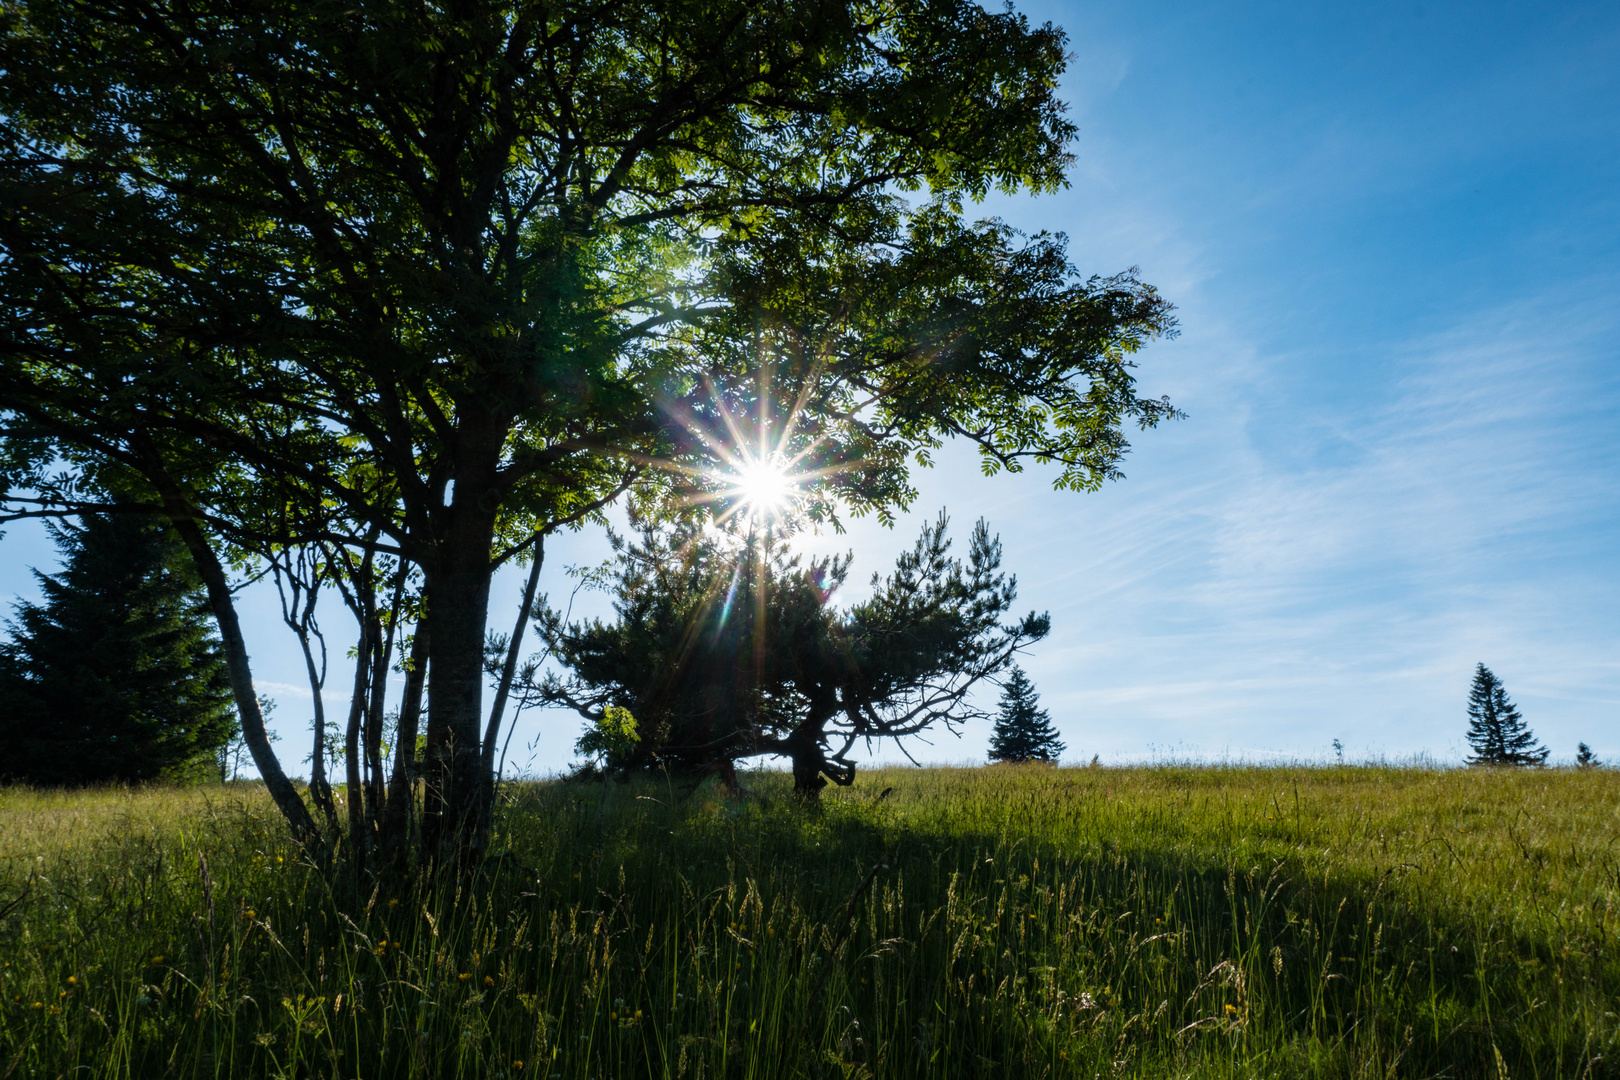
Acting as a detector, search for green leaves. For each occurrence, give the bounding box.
[575,704,641,770]
[1,0,1172,850]
[0,0,1143,560]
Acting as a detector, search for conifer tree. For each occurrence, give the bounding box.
[1464,664,1547,767]
[1575,743,1600,768]
[0,511,235,784]
[536,510,1049,795]
[988,667,1065,763]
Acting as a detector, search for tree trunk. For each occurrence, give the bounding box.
[379,619,429,866]
[343,617,371,875]
[479,532,544,830]
[300,627,336,827]
[786,727,829,799]
[156,487,323,855]
[364,574,403,839]
[276,560,335,829]
[421,442,503,862]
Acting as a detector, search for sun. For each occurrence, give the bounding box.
[729,455,797,519]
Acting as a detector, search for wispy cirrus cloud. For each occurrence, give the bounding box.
[1009,275,1620,763]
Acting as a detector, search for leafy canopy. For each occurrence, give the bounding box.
[0,0,1176,849]
[0,0,1173,558]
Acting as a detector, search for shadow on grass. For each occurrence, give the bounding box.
[0,775,1613,1079]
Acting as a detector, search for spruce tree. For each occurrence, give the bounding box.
[1575,743,1600,769]
[0,511,235,784]
[988,667,1065,763]
[1464,664,1547,767]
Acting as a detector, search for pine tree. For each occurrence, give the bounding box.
[1464,664,1547,767]
[988,667,1065,763]
[1575,743,1600,769]
[0,511,236,784]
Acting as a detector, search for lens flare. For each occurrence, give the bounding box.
[730,456,796,519]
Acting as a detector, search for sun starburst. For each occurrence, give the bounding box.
[726,454,798,521]
[638,368,870,532]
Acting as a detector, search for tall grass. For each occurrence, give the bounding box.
[0,765,1615,1078]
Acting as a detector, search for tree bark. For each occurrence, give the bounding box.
[364,573,404,838]
[786,726,829,799]
[343,614,371,875]
[299,626,335,827]
[155,485,323,854]
[479,532,544,827]
[379,618,429,866]
[421,434,504,862]
[276,560,335,828]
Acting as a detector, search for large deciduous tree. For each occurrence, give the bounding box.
[0,0,1175,860]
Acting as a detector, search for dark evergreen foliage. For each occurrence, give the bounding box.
[988,666,1065,763]
[533,510,1047,795]
[1575,742,1600,768]
[0,512,235,784]
[1464,664,1547,767]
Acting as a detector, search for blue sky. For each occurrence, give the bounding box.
[4,0,1617,774]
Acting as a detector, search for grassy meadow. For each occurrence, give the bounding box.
[0,765,1615,1079]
